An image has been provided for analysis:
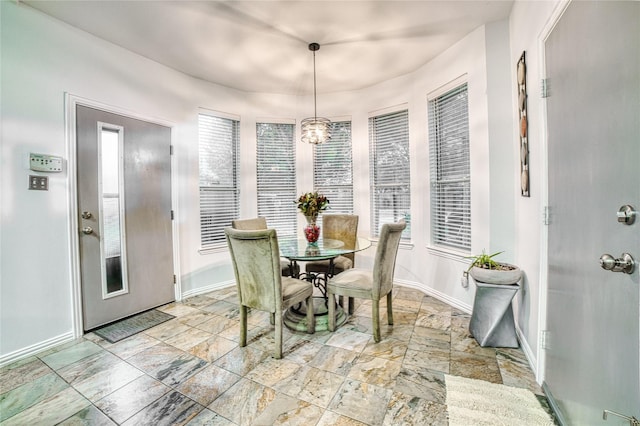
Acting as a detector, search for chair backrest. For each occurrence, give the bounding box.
[322,214,359,264]
[372,220,406,298]
[232,217,268,230]
[225,227,282,313]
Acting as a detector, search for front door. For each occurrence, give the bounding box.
[77,105,175,330]
[545,2,639,424]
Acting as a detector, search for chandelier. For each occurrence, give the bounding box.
[301,43,332,145]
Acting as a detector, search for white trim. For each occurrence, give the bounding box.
[65,93,180,336]
[426,245,470,263]
[394,279,472,314]
[181,280,236,299]
[534,0,572,385]
[367,103,408,118]
[255,117,296,125]
[426,73,468,101]
[0,331,75,368]
[198,108,240,121]
[515,323,540,384]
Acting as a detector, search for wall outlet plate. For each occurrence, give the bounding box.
[30,153,63,172]
[29,175,49,190]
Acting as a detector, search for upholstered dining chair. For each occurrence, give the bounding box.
[327,220,406,342]
[305,214,359,313]
[225,227,315,359]
[232,217,299,277]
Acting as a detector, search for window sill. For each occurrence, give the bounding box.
[198,246,227,255]
[368,237,415,250]
[426,245,470,263]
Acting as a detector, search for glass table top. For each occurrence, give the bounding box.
[279,237,372,261]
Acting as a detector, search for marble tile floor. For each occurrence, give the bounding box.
[0,285,555,425]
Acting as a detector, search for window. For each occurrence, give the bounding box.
[428,83,470,251]
[198,112,240,249]
[256,122,297,237]
[369,109,411,239]
[313,121,353,221]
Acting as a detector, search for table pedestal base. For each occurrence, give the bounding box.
[284,296,347,332]
[469,281,520,348]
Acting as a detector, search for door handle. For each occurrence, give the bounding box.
[82,226,94,235]
[599,253,635,274]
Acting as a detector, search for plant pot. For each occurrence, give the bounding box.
[469,264,522,285]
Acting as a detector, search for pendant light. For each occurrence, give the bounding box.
[301,43,332,145]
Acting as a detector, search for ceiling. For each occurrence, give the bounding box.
[24,0,514,95]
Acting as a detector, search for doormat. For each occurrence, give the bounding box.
[92,309,175,343]
[445,375,555,425]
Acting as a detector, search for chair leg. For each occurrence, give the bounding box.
[270,312,275,325]
[372,299,381,343]
[306,295,315,334]
[240,305,248,347]
[275,310,283,359]
[387,291,393,325]
[328,292,336,332]
[348,297,355,315]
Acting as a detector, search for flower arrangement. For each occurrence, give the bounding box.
[295,191,329,217]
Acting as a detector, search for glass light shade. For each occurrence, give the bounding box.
[301,117,332,145]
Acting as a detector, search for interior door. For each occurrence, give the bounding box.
[77,105,175,330]
[545,2,639,424]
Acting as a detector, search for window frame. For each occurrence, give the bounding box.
[198,110,240,251]
[256,120,297,237]
[428,81,471,253]
[313,119,354,227]
[368,106,412,240]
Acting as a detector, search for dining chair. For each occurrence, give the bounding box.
[225,227,315,359]
[305,214,359,313]
[232,217,299,277]
[327,219,406,342]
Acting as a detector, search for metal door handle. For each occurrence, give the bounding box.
[82,226,94,235]
[600,253,635,274]
[617,205,636,225]
[81,211,93,219]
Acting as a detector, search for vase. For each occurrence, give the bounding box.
[303,214,320,244]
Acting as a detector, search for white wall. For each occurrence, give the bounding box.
[509,0,565,379]
[1,0,549,375]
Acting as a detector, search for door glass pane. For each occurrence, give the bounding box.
[100,128,128,297]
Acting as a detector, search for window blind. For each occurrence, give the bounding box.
[256,122,297,237]
[313,121,353,227]
[198,113,240,248]
[368,110,411,239]
[428,83,471,251]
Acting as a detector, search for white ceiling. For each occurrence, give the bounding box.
[24,0,514,95]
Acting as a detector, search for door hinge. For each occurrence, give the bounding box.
[171,210,174,220]
[541,78,549,98]
[173,274,176,284]
[543,206,550,225]
[540,330,550,350]
[170,145,174,155]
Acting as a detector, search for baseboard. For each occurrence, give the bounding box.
[542,381,567,425]
[395,279,473,314]
[514,324,540,382]
[0,331,75,368]
[180,280,235,300]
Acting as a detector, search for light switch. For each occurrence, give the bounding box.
[29,175,48,190]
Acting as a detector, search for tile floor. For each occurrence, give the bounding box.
[0,285,554,425]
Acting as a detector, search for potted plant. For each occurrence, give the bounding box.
[466,250,522,285]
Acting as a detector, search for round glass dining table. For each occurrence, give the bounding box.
[278,237,372,332]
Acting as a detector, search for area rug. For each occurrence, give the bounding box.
[445,375,555,426]
[92,309,175,343]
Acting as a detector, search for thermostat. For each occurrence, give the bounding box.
[30,153,63,172]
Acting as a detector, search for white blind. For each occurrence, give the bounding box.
[428,83,471,251]
[256,122,297,237]
[313,121,353,226]
[199,113,240,248]
[368,110,411,239]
